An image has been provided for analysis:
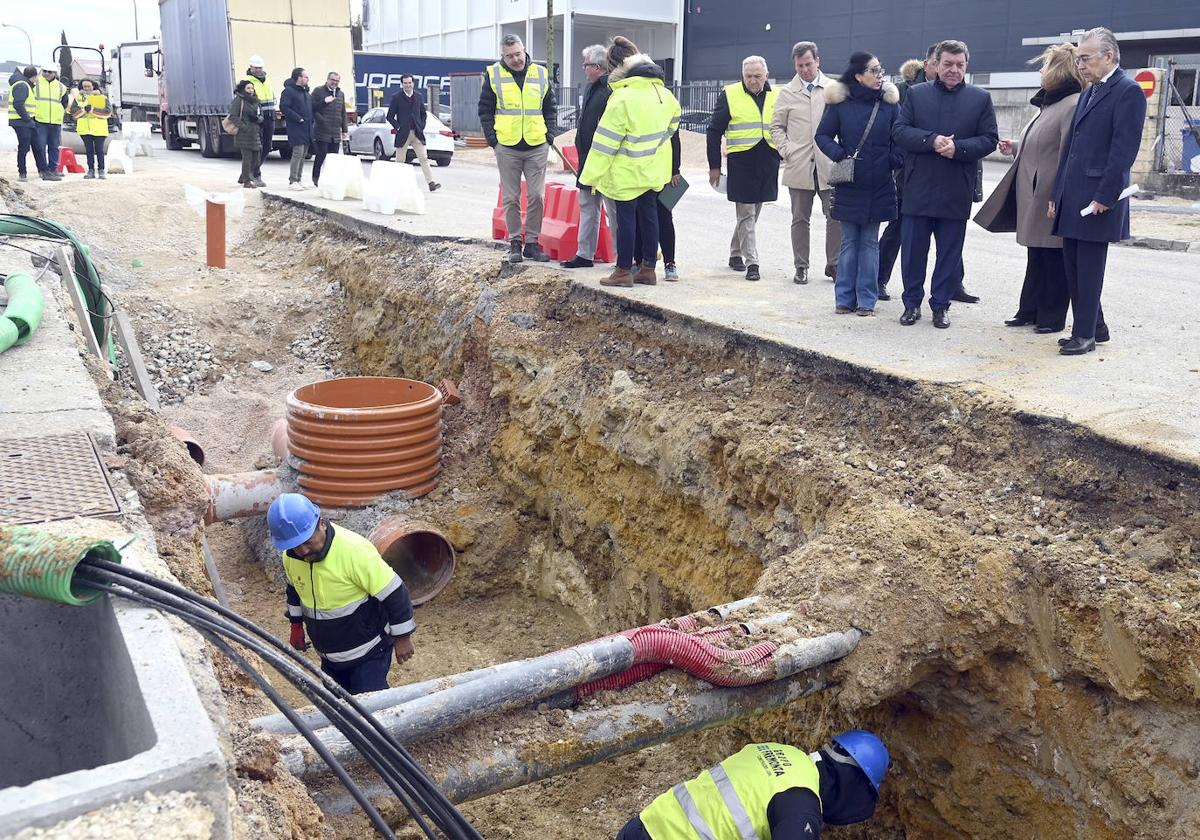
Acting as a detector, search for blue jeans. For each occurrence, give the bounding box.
[35,122,62,172]
[615,189,659,270]
[836,221,881,311]
[12,123,43,176]
[320,640,393,694]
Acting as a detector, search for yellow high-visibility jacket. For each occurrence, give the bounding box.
[73,92,111,137]
[487,60,549,147]
[725,82,778,153]
[34,76,67,124]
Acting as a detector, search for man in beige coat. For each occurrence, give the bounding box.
[770,41,840,285]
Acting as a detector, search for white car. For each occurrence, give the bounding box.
[349,107,453,167]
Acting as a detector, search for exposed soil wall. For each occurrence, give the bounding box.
[265,201,1200,839]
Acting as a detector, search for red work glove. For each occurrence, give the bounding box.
[289,622,308,651]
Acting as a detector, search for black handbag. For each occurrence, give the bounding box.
[829,100,880,185]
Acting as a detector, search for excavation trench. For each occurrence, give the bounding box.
[185,202,1200,839]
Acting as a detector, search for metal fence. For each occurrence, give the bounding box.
[1155,62,1200,174]
[547,81,727,135]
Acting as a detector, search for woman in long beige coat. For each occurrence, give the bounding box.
[977,44,1082,332]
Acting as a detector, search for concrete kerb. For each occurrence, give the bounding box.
[0,520,229,838]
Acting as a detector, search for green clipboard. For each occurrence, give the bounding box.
[657,175,690,211]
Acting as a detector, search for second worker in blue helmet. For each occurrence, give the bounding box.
[267,492,416,694]
[617,730,888,839]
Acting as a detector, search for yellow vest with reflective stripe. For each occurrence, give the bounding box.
[34,77,67,124]
[724,83,777,154]
[579,73,681,202]
[249,75,275,109]
[8,79,31,121]
[488,61,548,147]
[640,743,821,839]
[282,525,396,615]
[74,93,111,137]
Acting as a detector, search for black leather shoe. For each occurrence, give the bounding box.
[1005,316,1035,327]
[825,264,837,282]
[1034,325,1063,334]
[900,308,921,326]
[951,287,980,304]
[1059,327,1109,346]
[793,268,808,285]
[1059,336,1096,355]
[729,256,746,272]
[508,239,523,263]
[876,285,891,301]
[745,264,761,281]
[932,308,950,329]
[560,255,594,268]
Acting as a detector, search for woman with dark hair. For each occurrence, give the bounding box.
[977,43,1083,334]
[72,78,112,179]
[229,79,264,188]
[815,52,901,315]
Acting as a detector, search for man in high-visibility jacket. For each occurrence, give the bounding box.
[33,67,69,180]
[246,56,276,181]
[617,731,889,840]
[8,66,50,181]
[478,34,557,264]
[268,493,417,694]
[707,56,782,283]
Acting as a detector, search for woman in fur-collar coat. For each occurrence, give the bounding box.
[815,52,902,315]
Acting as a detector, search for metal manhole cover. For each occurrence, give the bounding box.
[0,433,122,525]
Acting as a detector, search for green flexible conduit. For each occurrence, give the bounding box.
[0,526,123,605]
[0,317,16,354]
[2,273,45,350]
[0,214,116,368]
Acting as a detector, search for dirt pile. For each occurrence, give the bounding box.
[264,204,1200,839]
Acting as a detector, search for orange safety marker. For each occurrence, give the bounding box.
[206,199,226,268]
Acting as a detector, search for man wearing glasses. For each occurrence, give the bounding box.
[893,39,997,329]
[562,45,618,268]
[1048,27,1146,356]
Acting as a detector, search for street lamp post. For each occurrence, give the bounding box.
[1,22,34,66]
[132,1,140,39]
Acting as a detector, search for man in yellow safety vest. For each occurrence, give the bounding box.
[707,56,782,282]
[33,67,69,180]
[8,65,50,181]
[246,55,276,180]
[478,34,557,264]
[617,731,889,840]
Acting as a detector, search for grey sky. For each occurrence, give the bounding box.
[1,2,159,68]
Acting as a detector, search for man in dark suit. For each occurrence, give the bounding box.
[893,39,998,329]
[1050,27,1146,355]
[387,73,441,192]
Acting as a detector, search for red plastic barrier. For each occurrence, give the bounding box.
[492,182,529,241]
[560,144,580,173]
[57,147,86,174]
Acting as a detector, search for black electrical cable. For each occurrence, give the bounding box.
[83,558,482,839]
[75,567,444,840]
[75,571,402,839]
[76,562,481,840]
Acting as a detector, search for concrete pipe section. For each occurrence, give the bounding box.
[369,516,455,605]
[285,377,444,508]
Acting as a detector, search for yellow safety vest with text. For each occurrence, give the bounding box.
[34,77,67,124]
[249,75,276,110]
[8,79,31,121]
[488,61,548,147]
[724,83,777,154]
[73,93,111,136]
[640,743,821,840]
[579,73,681,202]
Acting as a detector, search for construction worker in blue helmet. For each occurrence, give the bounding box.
[617,730,889,840]
[267,492,417,694]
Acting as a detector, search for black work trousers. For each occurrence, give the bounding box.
[1013,246,1070,331]
[311,139,341,185]
[633,196,677,264]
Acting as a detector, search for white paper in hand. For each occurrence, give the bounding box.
[1080,184,1140,216]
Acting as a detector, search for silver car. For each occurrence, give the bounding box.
[348,107,453,167]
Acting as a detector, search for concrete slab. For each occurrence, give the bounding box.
[261,156,1200,466]
[0,519,228,837]
[0,261,114,446]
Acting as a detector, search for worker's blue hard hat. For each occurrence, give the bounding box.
[267,493,320,550]
[831,730,890,791]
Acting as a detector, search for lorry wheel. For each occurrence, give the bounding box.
[198,117,219,158]
[163,114,184,151]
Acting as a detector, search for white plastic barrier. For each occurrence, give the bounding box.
[122,122,154,157]
[316,152,350,200]
[183,184,247,219]
[344,154,365,200]
[105,140,134,174]
[361,161,427,216]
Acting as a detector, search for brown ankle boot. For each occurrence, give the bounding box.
[632,265,657,285]
[601,267,634,287]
